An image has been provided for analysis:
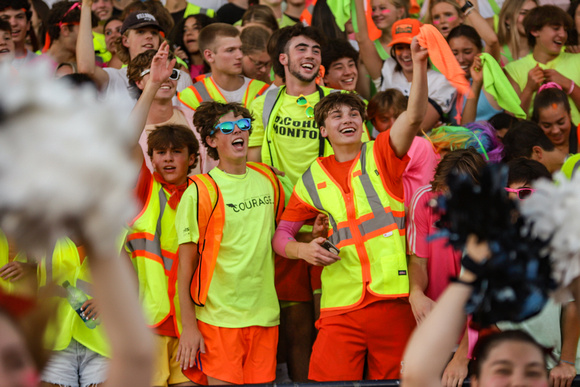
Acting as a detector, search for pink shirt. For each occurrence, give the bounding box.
[403,137,438,209]
[407,185,462,301]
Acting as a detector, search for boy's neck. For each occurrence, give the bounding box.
[217,157,247,175]
[211,72,245,92]
[284,3,304,19]
[284,73,317,96]
[533,46,559,64]
[47,42,75,64]
[332,143,363,163]
[147,99,174,125]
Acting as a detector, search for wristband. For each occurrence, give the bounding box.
[460,0,474,13]
[560,360,575,366]
[568,81,575,95]
[464,6,475,16]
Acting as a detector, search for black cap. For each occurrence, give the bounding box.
[120,11,163,35]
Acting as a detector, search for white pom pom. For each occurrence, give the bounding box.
[0,62,138,258]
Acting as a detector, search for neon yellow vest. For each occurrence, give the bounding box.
[184,3,215,18]
[177,76,269,110]
[39,238,111,357]
[294,142,409,313]
[125,178,182,334]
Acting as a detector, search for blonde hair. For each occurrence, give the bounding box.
[497,0,538,56]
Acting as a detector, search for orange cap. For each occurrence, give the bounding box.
[388,18,423,47]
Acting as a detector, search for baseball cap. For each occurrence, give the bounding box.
[120,11,163,35]
[388,18,422,47]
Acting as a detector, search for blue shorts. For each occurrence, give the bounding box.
[41,339,109,387]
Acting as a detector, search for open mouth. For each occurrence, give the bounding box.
[143,44,154,49]
[302,63,315,70]
[340,127,356,134]
[232,138,244,150]
[342,78,355,84]
[163,166,176,172]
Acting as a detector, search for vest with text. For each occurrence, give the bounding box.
[189,162,284,306]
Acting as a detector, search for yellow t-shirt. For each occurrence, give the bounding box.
[176,167,280,328]
[505,52,580,125]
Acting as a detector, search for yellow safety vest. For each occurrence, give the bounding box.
[38,238,111,357]
[125,178,184,334]
[294,141,409,314]
[0,230,28,295]
[178,75,269,110]
[93,31,111,64]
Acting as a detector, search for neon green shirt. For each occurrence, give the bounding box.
[176,167,280,328]
[505,52,580,124]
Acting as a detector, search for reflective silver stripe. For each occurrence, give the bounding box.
[262,87,281,130]
[357,144,405,234]
[76,279,94,297]
[193,81,212,103]
[126,188,174,272]
[302,167,349,244]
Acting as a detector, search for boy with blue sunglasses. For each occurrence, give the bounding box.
[175,101,286,385]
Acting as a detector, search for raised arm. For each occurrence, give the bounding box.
[353,0,384,80]
[459,0,500,61]
[461,55,483,125]
[401,235,490,387]
[129,42,176,165]
[77,0,110,91]
[389,37,428,157]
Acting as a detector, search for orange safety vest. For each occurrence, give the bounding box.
[189,162,285,306]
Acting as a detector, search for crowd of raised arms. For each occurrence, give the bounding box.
[2,0,580,385]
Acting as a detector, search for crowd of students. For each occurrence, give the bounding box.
[2,0,580,385]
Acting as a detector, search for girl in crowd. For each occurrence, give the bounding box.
[447,23,502,124]
[240,4,279,34]
[369,0,408,59]
[532,84,579,154]
[427,0,462,38]
[497,0,538,65]
[103,16,123,69]
[355,0,456,132]
[169,14,214,80]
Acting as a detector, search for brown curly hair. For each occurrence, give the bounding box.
[193,102,254,160]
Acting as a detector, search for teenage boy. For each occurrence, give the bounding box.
[178,23,269,110]
[125,41,200,387]
[175,101,284,385]
[0,20,14,63]
[0,0,36,66]
[321,38,359,92]
[40,0,84,66]
[77,2,191,107]
[502,120,567,173]
[247,22,347,382]
[506,5,580,124]
[127,48,218,175]
[272,37,429,381]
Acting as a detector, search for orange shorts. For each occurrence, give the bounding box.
[196,321,278,384]
[309,299,416,381]
[275,256,322,302]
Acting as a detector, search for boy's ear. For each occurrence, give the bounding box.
[320,125,328,138]
[206,135,217,150]
[188,153,196,167]
[531,145,544,160]
[279,52,288,66]
[530,29,540,38]
[204,48,214,64]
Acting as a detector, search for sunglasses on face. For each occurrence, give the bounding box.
[210,118,252,135]
[505,187,536,200]
[296,95,314,118]
[139,68,180,81]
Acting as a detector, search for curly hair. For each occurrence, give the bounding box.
[193,102,254,160]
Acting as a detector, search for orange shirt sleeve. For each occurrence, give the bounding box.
[134,160,153,211]
[373,130,410,200]
[281,191,321,222]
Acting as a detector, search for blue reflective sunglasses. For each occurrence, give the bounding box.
[210,118,252,135]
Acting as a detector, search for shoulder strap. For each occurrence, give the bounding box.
[192,80,212,103]
[246,162,284,223]
[262,86,282,130]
